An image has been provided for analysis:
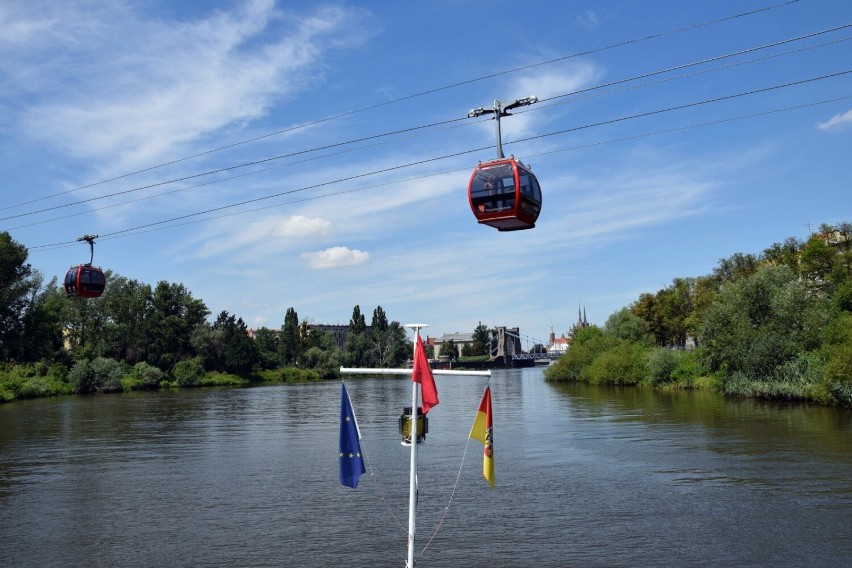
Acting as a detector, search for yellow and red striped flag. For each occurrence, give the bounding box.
[469,386,494,487]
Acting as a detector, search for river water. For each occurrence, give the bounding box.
[1,368,850,567]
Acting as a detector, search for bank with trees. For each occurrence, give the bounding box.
[0,231,416,402]
[545,222,852,407]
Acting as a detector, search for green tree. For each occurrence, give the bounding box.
[439,339,459,360]
[19,276,67,362]
[100,276,153,365]
[349,305,366,334]
[763,236,802,274]
[604,307,652,344]
[343,305,370,367]
[147,282,209,370]
[631,293,665,346]
[699,265,827,381]
[200,311,258,373]
[370,305,388,332]
[0,232,40,360]
[280,307,300,366]
[253,327,280,369]
[470,322,491,356]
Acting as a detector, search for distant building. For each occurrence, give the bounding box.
[576,306,590,330]
[308,324,352,349]
[547,336,570,354]
[429,332,475,360]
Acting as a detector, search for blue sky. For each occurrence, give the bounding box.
[2,0,850,347]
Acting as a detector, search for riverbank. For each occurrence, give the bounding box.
[0,360,324,403]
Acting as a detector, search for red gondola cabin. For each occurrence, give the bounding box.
[64,265,106,298]
[468,157,542,231]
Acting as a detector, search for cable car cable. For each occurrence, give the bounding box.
[27,70,851,251]
[1,0,802,212]
[31,93,852,251]
[5,24,846,224]
[511,35,852,115]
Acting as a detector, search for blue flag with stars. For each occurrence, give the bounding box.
[339,382,366,488]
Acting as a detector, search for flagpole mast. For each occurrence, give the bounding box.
[404,324,426,568]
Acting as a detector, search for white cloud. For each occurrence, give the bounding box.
[11,1,369,172]
[818,108,852,131]
[272,215,333,238]
[302,246,370,269]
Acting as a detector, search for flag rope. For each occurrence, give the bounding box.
[416,407,482,561]
[359,429,411,536]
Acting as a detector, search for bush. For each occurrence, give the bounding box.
[199,371,249,387]
[582,340,648,385]
[822,349,852,406]
[0,363,71,401]
[545,332,616,382]
[68,357,124,394]
[123,362,165,390]
[670,349,708,387]
[256,368,322,383]
[646,348,680,386]
[172,358,204,387]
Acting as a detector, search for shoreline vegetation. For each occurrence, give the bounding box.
[2,223,851,406]
[545,222,852,407]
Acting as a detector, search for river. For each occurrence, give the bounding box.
[1,368,850,567]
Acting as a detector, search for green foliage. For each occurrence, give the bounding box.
[280,307,300,366]
[172,358,205,387]
[581,339,649,385]
[439,339,459,360]
[571,325,603,346]
[699,265,826,379]
[470,322,492,356]
[670,349,708,387]
[302,346,341,378]
[646,348,681,386]
[722,352,821,401]
[0,232,40,361]
[819,312,852,406]
[145,281,209,370]
[349,305,366,334]
[252,327,280,370]
[198,371,249,387]
[833,280,852,312]
[256,367,322,383]
[605,308,652,344]
[0,362,71,401]
[199,311,258,373]
[545,331,616,382]
[127,361,165,390]
[68,357,125,394]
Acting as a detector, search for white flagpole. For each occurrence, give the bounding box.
[404,323,425,568]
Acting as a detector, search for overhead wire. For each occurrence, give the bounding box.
[29,93,852,253]
[28,70,852,252]
[14,31,844,233]
[0,0,802,211]
[5,22,848,224]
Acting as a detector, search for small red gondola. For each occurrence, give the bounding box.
[468,157,542,231]
[64,265,106,298]
[64,234,107,298]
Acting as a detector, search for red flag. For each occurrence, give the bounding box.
[412,334,438,414]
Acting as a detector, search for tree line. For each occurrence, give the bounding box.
[545,222,852,407]
[0,231,424,401]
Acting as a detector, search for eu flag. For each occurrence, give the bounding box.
[339,382,366,488]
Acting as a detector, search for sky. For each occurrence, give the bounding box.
[1,0,851,348]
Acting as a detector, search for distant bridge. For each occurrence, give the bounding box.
[493,327,562,367]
